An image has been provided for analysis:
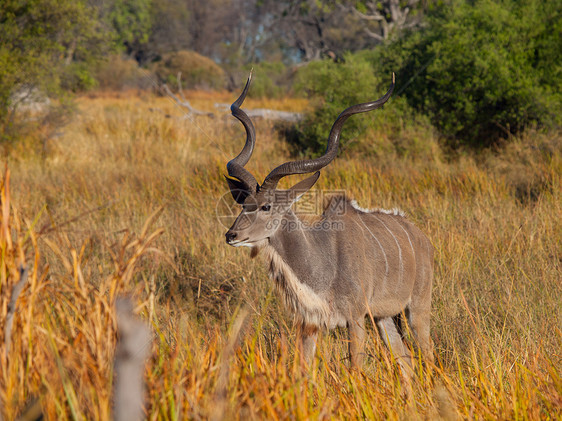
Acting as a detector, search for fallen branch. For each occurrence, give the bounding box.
[161,72,304,122]
[243,108,303,122]
[161,72,215,118]
[214,103,304,122]
[161,85,215,118]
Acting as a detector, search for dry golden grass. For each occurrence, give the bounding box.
[0,90,560,419]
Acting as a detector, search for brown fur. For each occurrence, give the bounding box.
[228,192,434,374]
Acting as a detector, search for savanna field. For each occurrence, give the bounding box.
[0,89,561,420]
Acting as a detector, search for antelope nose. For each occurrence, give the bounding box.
[225,231,237,244]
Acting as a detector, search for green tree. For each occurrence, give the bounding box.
[92,0,152,59]
[0,0,112,139]
[376,0,562,146]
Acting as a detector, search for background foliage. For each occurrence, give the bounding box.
[0,0,109,140]
[2,0,560,148]
[370,0,562,146]
[152,50,227,90]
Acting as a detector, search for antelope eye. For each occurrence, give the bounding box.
[261,204,271,212]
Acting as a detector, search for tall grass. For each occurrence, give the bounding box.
[0,90,560,419]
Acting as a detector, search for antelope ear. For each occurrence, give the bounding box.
[287,171,320,202]
[225,175,252,204]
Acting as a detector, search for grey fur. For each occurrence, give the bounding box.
[227,194,434,372]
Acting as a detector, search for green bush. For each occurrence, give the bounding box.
[374,0,562,146]
[153,50,226,90]
[60,61,99,92]
[291,54,408,156]
[95,55,152,90]
[243,61,288,98]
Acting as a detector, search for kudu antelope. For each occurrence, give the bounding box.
[224,73,434,377]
